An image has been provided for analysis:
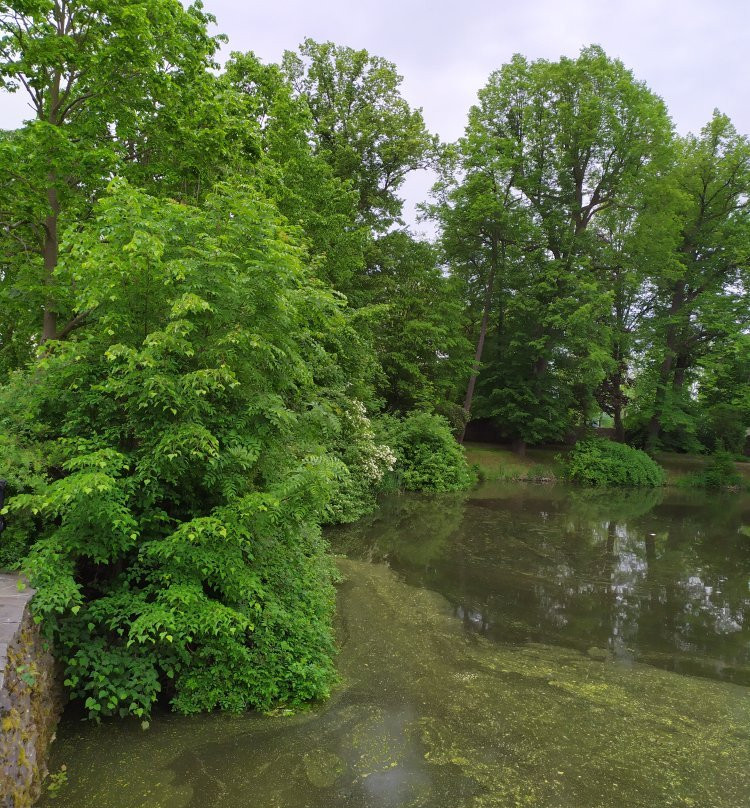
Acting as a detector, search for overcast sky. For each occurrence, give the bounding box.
[1,0,748,233]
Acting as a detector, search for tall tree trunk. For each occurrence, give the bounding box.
[672,353,689,391]
[41,65,62,343]
[646,349,674,450]
[41,180,59,342]
[611,352,626,442]
[646,281,685,450]
[613,406,624,443]
[459,240,497,444]
[612,286,626,443]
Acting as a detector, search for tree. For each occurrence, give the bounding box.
[592,172,683,441]
[2,178,393,718]
[276,43,469,420]
[223,50,368,296]
[0,0,224,344]
[427,142,536,442]
[639,113,750,449]
[432,46,672,449]
[282,39,436,232]
[356,230,472,418]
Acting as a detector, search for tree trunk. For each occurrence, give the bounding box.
[611,285,627,443]
[459,240,498,444]
[672,353,689,391]
[41,180,59,342]
[41,65,62,343]
[646,282,685,450]
[613,406,624,443]
[646,352,673,450]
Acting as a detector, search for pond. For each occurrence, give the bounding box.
[40,483,750,807]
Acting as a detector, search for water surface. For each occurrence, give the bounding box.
[332,483,750,685]
[40,483,750,807]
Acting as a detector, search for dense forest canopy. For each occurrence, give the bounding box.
[0,0,748,718]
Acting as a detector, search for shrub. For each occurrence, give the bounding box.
[0,433,46,570]
[567,439,665,487]
[376,412,474,492]
[324,400,396,524]
[0,181,378,720]
[681,450,743,490]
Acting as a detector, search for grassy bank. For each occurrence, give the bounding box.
[465,442,750,487]
[464,443,566,482]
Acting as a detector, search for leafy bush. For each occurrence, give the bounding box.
[567,439,665,487]
[680,450,743,490]
[324,400,396,524]
[376,412,474,492]
[0,433,47,569]
[0,180,382,719]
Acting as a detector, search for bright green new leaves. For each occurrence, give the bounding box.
[0,0,229,345]
[1,178,386,718]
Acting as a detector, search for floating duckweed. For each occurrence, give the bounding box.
[39,558,750,808]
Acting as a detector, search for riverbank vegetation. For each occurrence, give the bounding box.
[566,440,665,488]
[0,0,747,718]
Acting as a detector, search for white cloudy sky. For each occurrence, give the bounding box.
[2,0,748,232]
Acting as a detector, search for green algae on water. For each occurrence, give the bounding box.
[41,556,750,808]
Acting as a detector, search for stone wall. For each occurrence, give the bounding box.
[0,576,62,807]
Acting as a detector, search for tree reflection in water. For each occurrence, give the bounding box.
[331,482,750,684]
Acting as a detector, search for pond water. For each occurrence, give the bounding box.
[40,483,750,807]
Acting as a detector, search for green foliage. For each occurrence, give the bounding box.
[282,39,436,231]
[680,451,744,490]
[0,179,381,718]
[222,51,367,295]
[639,114,750,449]
[0,432,46,569]
[567,439,665,488]
[376,413,474,493]
[430,45,672,445]
[625,387,704,454]
[697,404,749,456]
[0,0,228,350]
[2,4,749,727]
[324,401,396,524]
[356,232,473,413]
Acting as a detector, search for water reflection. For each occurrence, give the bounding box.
[331,483,750,685]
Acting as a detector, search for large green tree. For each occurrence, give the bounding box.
[638,113,750,449]
[223,50,368,296]
[3,178,392,718]
[0,0,227,348]
[282,38,436,232]
[278,42,470,420]
[433,46,673,449]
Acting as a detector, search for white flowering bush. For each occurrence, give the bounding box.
[326,400,396,523]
